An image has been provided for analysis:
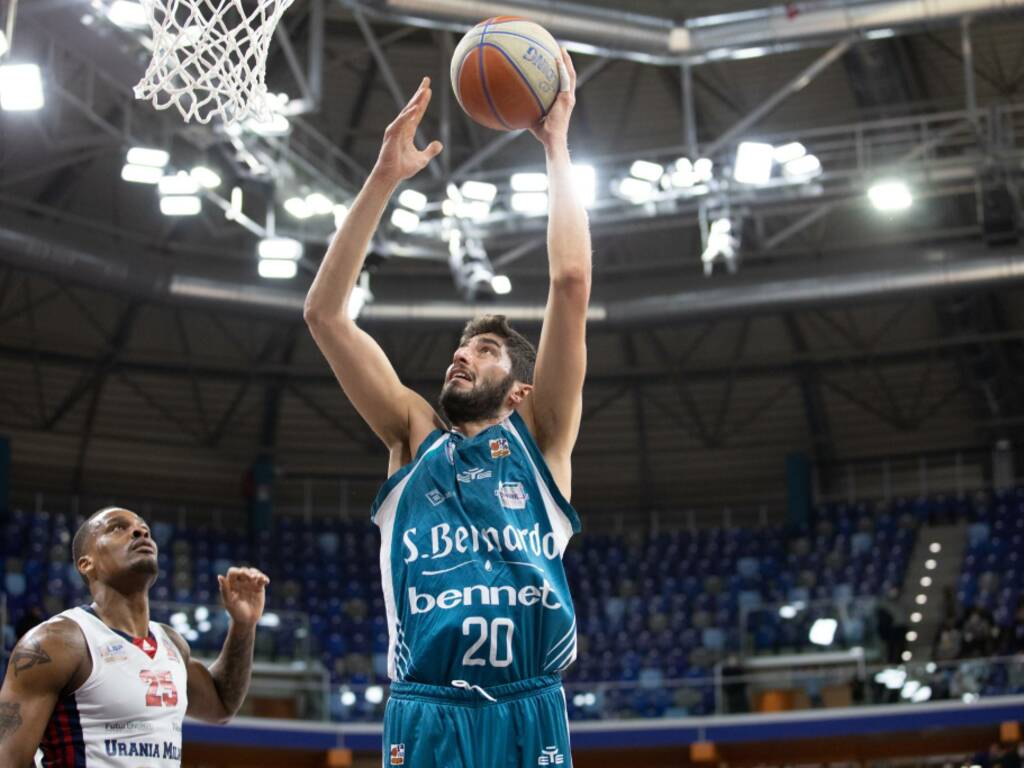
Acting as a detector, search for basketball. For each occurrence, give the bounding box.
[450,17,563,131]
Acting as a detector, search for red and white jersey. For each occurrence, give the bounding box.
[41,606,188,768]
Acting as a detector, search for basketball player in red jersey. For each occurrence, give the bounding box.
[0,507,269,767]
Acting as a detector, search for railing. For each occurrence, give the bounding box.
[319,654,1024,723]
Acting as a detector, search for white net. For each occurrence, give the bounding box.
[133,0,294,125]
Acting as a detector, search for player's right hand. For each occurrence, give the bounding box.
[373,77,443,184]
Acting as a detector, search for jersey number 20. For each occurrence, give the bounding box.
[140,670,178,707]
[462,617,514,668]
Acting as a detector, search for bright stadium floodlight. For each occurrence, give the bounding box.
[733,141,774,185]
[283,196,312,219]
[258,237,302,261]
[158,171,199,197]
[921,576,932,587]
[808,618,838,646]
[121,164,163,184]
[190,165,221,189]
[390,208,420,233]
[511,172,548,192]
[455,200,490,221]
[159,195,201,216]
[906,630,918,642]
[127,147,169,167]
[258,612,281,628]
[0,31,8,58]
[246,113,290,137]
[670,158,695,188]
[348,273,372,320]
[911,612,923,623]
[365,685,384,704]
[108,0,148,28]
[258,259,297,279]
[693,157,714,182]
[227,186,243,221]
[571,164,597,207]
[629,160,664,182]
[491,275,512,294]
[900,680,921,700]
[460,180,497,203]
[868,180,912,211]
[305,192,334,216]
[773,142,806,164]
[616,177,654,203]
[930,542,941,554]
[911,685,932,703]
[333,204,349,228]
[778,604,798,619]
[398,188,428,211]
[0,64,44,111]
[340,690,357,706]
[784,154,822,179]
[510,192,548,215]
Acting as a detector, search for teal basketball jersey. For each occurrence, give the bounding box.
[371,410,581,687]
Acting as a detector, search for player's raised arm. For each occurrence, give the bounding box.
[166,567,269,724]
[304,77,443,467]
[523,50,592,495]
[0,621,86,767]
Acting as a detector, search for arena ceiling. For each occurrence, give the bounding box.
[2,0,1024,519]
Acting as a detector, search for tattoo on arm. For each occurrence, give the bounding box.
[11,639,51,677]
[209,624,256,716]
[0,703,22,744]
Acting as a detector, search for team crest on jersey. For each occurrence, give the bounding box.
[99,641,129,663]
[489,437,511,459]
[390,743,405,765]
[496,481,529,510]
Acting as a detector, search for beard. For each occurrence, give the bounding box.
[439,373,515,426]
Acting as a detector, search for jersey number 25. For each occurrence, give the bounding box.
[140,670,179,707]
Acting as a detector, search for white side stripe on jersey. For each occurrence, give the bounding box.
[503,418,574,557]
[543,618,576,662]
[374,433,450,681]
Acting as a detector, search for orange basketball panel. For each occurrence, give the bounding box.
[455,47,509,132]
[479,45,545,130]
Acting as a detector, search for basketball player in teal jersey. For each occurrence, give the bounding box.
[305,49,588,768]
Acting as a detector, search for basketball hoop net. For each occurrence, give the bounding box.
[133,0,294,125]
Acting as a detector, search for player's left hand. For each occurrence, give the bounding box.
[219,567,270,627]
[529,48,575,149]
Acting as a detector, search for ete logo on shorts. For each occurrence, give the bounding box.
[390,743,405,765]
[538,746,565,765]
[489,437,511,459]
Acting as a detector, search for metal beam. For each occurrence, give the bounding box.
[762,117,974,252]
[703,36,855,158]
[274,23,315,106]
[623,333,653,509]
[350,4,442,180]
[70,305,139,492]
[783,312,835,474]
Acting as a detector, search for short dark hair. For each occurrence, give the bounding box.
[71,507,119,585]
[460,315,536,384]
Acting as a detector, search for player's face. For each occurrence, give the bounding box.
[439,334,516,424]
[85,508,159,585]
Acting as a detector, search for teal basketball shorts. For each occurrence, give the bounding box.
[382,674,572,768]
